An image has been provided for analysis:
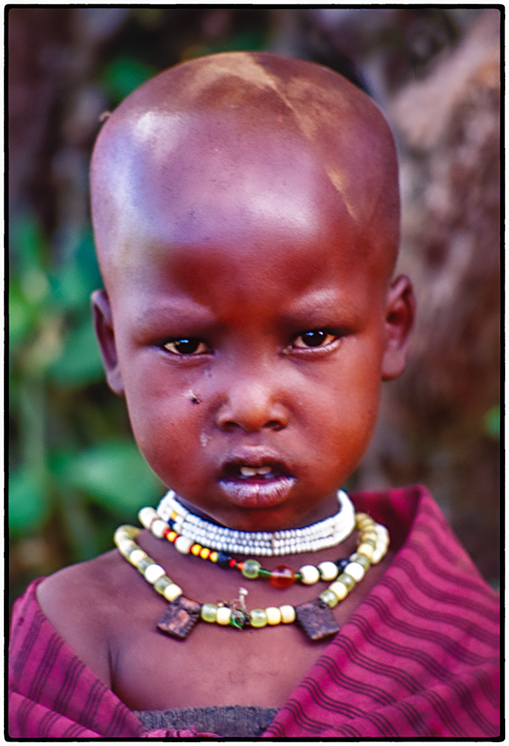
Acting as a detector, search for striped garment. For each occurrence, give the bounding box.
[8,486,500,738]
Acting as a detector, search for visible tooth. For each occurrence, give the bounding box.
[257,466,272,475]
[240,467,258,477]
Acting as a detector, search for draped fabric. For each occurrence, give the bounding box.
[8,486,500,738]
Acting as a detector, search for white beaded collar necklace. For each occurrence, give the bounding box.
[156,489,356,557]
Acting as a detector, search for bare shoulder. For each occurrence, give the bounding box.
[37,549,133,687]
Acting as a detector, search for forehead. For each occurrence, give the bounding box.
[91,52,398,284]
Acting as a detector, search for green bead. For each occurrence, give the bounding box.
[249,608,268,627]
[136,557,152,573]
[258,568,272,578]
[338,572,355,591]
[242,559,261,579]
[154,576,171,595]
[200,603,218,623]
[319,589,339,608]
[230,609,248,628]
[349,553,370,570]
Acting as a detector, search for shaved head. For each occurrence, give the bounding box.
[90,51,399,289]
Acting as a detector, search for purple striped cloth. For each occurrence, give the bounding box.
[9,486,500,738]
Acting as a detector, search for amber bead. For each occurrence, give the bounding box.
[270,564,297,588]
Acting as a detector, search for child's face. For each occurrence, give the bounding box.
[93,130,412,532]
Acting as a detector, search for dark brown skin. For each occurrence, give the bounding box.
[37,52,415,711]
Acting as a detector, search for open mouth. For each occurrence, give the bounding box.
[219,460,296,507]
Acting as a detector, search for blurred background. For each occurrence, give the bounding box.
[8,7,501,607]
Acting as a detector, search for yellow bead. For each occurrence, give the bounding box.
[163,583,182,601]
[361,530,378,544]
[279,604,296,623]
[357,543,374,560]
[216,606,232,625]
[167,531,177,543]
[191,544,202,556]
[200,547,210,560]
[328,580,349,600]
[210,552,218,562]
[355,513,373,527]
[266,607,282,625]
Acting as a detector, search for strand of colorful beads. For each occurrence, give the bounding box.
[114,512,389,631]
[138,504,387,588]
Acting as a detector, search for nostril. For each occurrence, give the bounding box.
[266,420,283,431]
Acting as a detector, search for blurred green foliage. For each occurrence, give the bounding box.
[9,210,163,600]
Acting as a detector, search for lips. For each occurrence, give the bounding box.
[218,451,296,508]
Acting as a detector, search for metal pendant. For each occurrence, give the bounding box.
[295,598,340,641]
[157,596,201,639]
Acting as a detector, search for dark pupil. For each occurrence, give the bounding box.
[302,330,326,347]
[175,338,200,354]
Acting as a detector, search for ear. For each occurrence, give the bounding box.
[91,289,124,395]
[381,274,415,381]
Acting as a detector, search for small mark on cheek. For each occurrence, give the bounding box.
[200,432,211,448]
[185,389,201,404]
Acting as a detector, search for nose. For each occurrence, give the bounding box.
[216,366,289,433]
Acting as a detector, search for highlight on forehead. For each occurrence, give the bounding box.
[91,51,399,281]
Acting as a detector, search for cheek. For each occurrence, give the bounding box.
[120,365,204,475]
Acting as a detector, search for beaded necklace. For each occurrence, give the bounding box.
[156,489,356,556]
[139,495,384,588]
[114,510,389,641]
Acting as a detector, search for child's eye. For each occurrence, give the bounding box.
[292,330,337,349]
[162,338,209,356]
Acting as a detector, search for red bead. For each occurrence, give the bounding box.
[270,564,297,588]
[162,527,171,538]
[229,558,237,568]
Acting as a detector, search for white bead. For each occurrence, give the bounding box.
[299,565,320,584]
[216,606,231,625]
[163,583,182,601]
[344,561,365,582]
[371,543,388,564]
[279,605,296,623]
[129,549,146,565]
[266,607,282,625]
[151,519,168,539]
[144,564,165,584]
[175,536,193,554]
[328,580,349,600]
[138,507,157,528]
[318,561,339,581]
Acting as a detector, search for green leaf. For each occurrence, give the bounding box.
[60,441,161,516]
[9,469,51,536]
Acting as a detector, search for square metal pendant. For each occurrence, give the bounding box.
[157,596,201,640]
[295,598,340,641]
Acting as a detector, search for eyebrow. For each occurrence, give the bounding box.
[278,289,362,326]
[132,300,216,329]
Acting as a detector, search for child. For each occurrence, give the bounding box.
[9,52,499,738]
